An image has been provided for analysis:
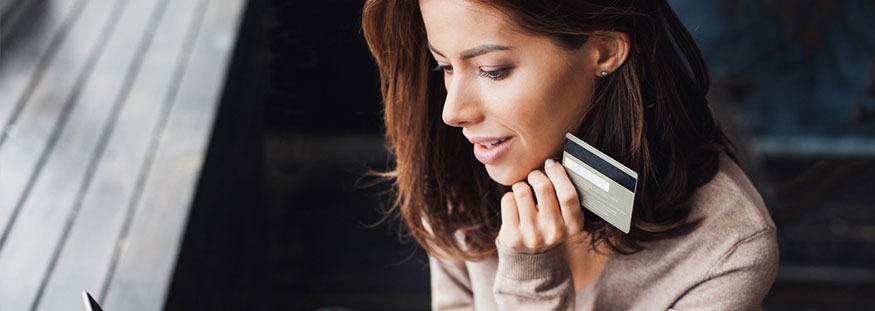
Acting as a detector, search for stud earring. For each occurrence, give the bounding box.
[600,71,609,78]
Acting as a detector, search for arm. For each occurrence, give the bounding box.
[489,160,582,310]
[670,228,779,311]
[422,216,475,310]
[428,253,475,311]
[492,239,576,310]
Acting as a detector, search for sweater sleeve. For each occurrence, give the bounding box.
[492,238,575,310]
[429,253,475,311]
[670,227,779,311]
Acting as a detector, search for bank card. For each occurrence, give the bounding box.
[561,133,637,233]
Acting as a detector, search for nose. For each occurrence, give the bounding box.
[441,76,482,127]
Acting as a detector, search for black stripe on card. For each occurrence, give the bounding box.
[564,138,637,192]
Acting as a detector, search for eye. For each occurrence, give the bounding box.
[431,64,453,74]
[478,67,511,80]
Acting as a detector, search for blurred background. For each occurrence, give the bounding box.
[0,0,873,310]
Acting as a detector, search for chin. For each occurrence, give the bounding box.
[484,164,527,186]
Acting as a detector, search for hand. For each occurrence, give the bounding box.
[498,159,586,254]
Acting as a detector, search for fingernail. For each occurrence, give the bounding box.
[545,159,556,168]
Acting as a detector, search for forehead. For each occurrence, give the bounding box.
[419,0,523,53]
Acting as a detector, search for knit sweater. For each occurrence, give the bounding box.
[427,154,779,310]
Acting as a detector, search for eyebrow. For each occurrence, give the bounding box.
[428,43,512,60]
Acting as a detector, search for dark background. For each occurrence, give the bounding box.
[164,0,875,310]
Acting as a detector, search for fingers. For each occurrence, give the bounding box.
[511,182,537,228]
[526,169,562,225]
[497,159,586,254]
[500,191,519,227]
[544,159,586,233]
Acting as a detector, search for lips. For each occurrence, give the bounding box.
[472,136,513,164]
[479,137,509,148]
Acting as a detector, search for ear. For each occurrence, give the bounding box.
[589,31,630,77]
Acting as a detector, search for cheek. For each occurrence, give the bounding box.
[499,72,588,135]
[539,72,593,138]
[511,70,591,154]
[483,75,551,125]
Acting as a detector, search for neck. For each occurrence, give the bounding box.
[561,232,613,292]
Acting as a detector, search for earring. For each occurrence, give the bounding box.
[600,71,609,78]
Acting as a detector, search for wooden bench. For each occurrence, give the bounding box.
[0,0,246,309]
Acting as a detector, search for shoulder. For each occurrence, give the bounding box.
[631,153,778,279]
[591,155,778,309]
[666,152,779,280]
[422,216,471,264]
[687,153,776,241]
[656,154,780,309]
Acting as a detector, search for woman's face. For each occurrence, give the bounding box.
[420,0,602,186]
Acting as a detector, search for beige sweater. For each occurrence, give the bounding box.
[428,154,779,310]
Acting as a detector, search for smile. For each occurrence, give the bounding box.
[473,136,513,164]
[479,137,510,149]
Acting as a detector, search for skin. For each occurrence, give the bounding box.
[420,0,629,290]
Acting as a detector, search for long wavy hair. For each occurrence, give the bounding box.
[361,0,734,261]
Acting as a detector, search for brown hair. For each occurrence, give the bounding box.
[361,0,734,261]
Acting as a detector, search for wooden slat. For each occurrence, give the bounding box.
[34,0,205,309]
[101,0,245,309]
[0,0,82,143]
[0,0,135,309]
[0,0,117,243]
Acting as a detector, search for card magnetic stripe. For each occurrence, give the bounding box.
[563,138,637,192]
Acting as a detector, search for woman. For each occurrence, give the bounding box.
[361,0,779,310]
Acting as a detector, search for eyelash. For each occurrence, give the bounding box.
[430,64,511,81]
[479,67,511,80]
[431,64,453,74]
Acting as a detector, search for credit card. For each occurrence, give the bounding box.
[561,133,638,233]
